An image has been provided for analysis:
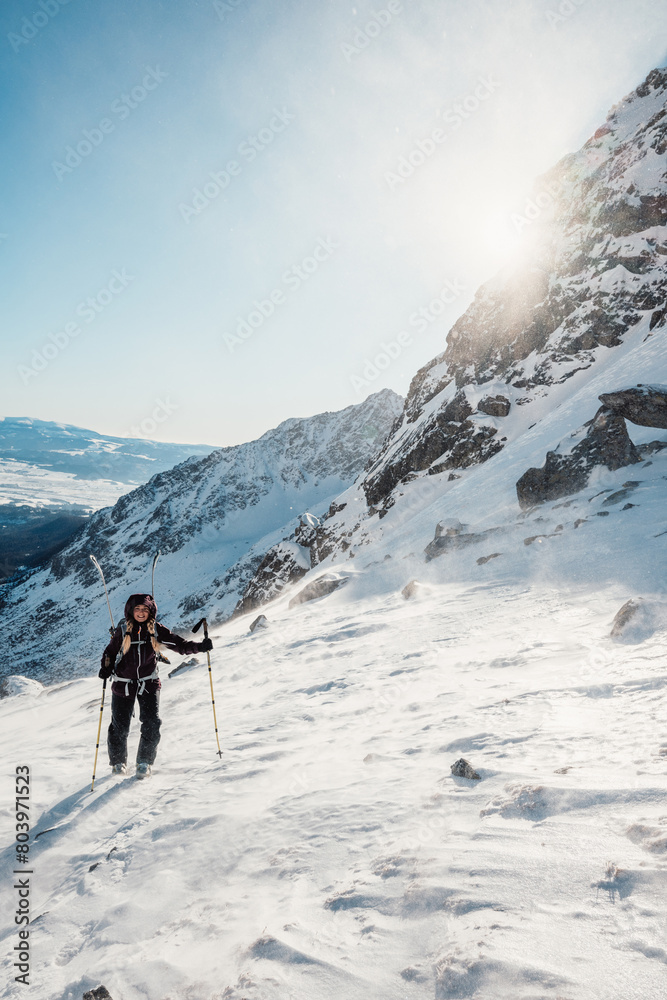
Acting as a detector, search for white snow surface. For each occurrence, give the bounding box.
[0,460,133,512]
[1,539,667,1000]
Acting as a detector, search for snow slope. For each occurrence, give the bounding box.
[1,507,667,999]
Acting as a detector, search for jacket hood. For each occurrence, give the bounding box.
[124,593,157,620]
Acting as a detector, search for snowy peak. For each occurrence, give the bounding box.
[353,65,667,510]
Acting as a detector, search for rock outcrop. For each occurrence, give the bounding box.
[233,542,310,617]
[288,575,347,608]
[598,384,667,428]
[424,521,502,561]
[516,406,641,508]
[355,67,667,509]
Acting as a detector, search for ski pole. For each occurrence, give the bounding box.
[91,679,107,792]
[193,617,222,757]
[90,554,116,790]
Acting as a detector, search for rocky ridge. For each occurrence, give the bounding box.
[361,67,667,508]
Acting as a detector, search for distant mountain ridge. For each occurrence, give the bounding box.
[0,416,218,580]
[0,416,216,499]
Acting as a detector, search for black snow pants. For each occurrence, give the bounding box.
[107,689,162,766]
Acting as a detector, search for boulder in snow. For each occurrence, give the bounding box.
[598,384,667,428]
[516,405,641,508]
[477,552,502,565]
[83,988,114,1000]
[610,598,642,638]
[425,524,501,562]
[249,614,270,632]
[610,597,667,644]
[401,580,420,599]
[288,575,347,608]
[450,757,481,780]
[477,394,511,417]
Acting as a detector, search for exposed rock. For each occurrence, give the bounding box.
[477,552,502,565]
[363,390,503,506]
[477,394,511,417]
[450,758,481,780]
[599,384,667,428]
[288,575,347,608]
[233,542,311,617]
[516,406,641,508]
[83,988,114,1000]
[249,614,270,632]
[610,598,642,638]
[435,518,467,538]
[523,534,558,546]
[334,69,667,515]
[167,656,199,678]
[425,523,501,562]
[401,580,420,599]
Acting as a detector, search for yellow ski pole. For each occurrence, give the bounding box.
[193,617,222,757]
[91,679,107,791]
[89,554,117,790]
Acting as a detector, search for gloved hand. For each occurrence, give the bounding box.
[98,658,113,680]
[198,637,213,652]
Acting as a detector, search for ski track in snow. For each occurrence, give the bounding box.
[1,578,667,1000]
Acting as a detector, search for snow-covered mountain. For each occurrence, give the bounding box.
[0,390,402,680]
[0,416,216,509]
[0,417,217,580]
[244,66,667,588]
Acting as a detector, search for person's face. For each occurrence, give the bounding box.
[133,605,150,622]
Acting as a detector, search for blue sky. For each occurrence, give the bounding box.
[1,0,666,446]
